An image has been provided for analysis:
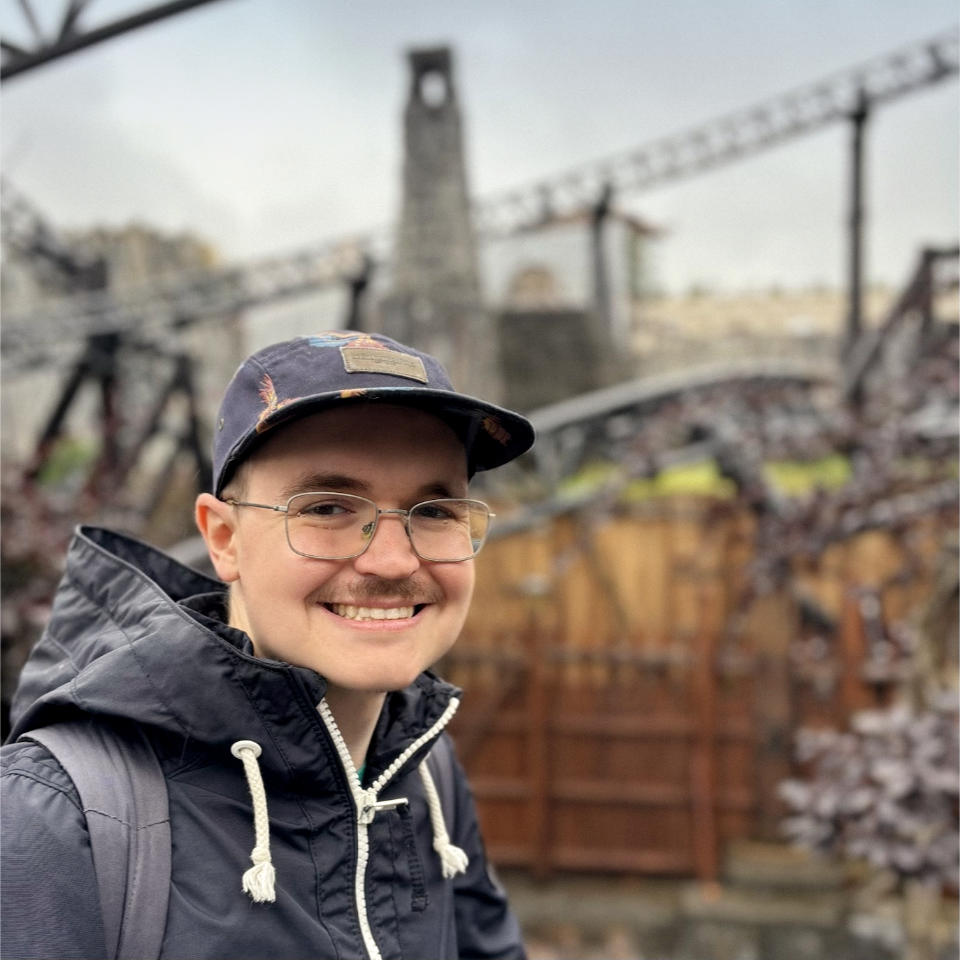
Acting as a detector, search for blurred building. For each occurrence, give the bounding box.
[484,208,659,410]
[1,223,239,467]
[632,285,902,375]
[485,209,657,350]
[74,224,217,291]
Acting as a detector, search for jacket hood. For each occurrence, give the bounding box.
[9,526,459,784]
[1,531,528,958]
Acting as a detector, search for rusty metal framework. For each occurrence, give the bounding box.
[843,244,960,401]
[1,28,957,371]
[1,0,232,80]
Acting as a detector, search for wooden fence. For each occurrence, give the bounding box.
[441,495,954,881]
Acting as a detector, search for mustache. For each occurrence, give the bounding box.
[311,578,443,606]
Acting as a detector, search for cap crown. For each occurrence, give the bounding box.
[213,332,534,495]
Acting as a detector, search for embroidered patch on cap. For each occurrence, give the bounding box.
[340,345,428,382]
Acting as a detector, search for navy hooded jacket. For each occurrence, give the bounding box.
[1,526,525,959]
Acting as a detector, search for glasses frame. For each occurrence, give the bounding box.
[223,491,494,562]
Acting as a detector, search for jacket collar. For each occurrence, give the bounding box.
[10,526,460,786]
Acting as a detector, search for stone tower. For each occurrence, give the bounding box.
[385,46,502,401]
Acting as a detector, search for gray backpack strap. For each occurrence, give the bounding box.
[22,720,171,960]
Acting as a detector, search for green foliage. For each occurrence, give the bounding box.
[556,462,620,501]
[556,458,738,502]
[35,437,97,488]
[624,460,737,500]
[763,455,852,495]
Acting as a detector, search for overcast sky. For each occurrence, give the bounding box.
[1,0,957,294]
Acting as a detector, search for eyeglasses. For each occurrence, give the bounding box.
[224,492,494,562]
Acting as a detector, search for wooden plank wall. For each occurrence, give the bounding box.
[442,495,952,881]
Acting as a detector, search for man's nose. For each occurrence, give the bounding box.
[351,513,421,579]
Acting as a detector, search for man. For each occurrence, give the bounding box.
[2,332,534,959]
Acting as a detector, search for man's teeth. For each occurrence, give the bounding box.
[327,603,415,621]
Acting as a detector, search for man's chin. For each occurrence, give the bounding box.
[321,669,425,696]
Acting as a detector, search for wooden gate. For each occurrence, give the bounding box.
[441,495,951,881]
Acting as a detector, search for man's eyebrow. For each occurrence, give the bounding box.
[279,473,370,500]
[279,475,466,502]
[416,481,464,500]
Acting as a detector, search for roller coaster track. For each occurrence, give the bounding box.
[2,27,957,371]
[473,27,958,235]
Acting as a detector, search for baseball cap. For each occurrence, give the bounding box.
[212,331,535,496]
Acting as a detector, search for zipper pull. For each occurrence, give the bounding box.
[358,790,408,824]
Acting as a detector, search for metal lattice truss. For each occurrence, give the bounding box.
[473,27,958,236]
[2,27,957,370]
[1,0,232,80]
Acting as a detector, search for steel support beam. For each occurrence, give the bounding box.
[844,90,870,362]
[1,0,233,80]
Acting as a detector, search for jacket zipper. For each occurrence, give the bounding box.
[317,696,461,960]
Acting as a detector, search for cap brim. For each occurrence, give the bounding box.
[217,386,534,495]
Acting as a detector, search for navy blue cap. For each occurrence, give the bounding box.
[212,331,535,496]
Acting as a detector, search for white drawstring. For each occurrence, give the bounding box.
[418,760,469,879]
[230,740,277,903]
[228,721,466,913]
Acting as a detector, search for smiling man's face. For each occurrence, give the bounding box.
[208,404,475,696]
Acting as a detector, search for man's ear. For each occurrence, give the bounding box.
[195,493,240,583]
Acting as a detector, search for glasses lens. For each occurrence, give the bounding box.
[286,492,377,559]
[409,499,490,561]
